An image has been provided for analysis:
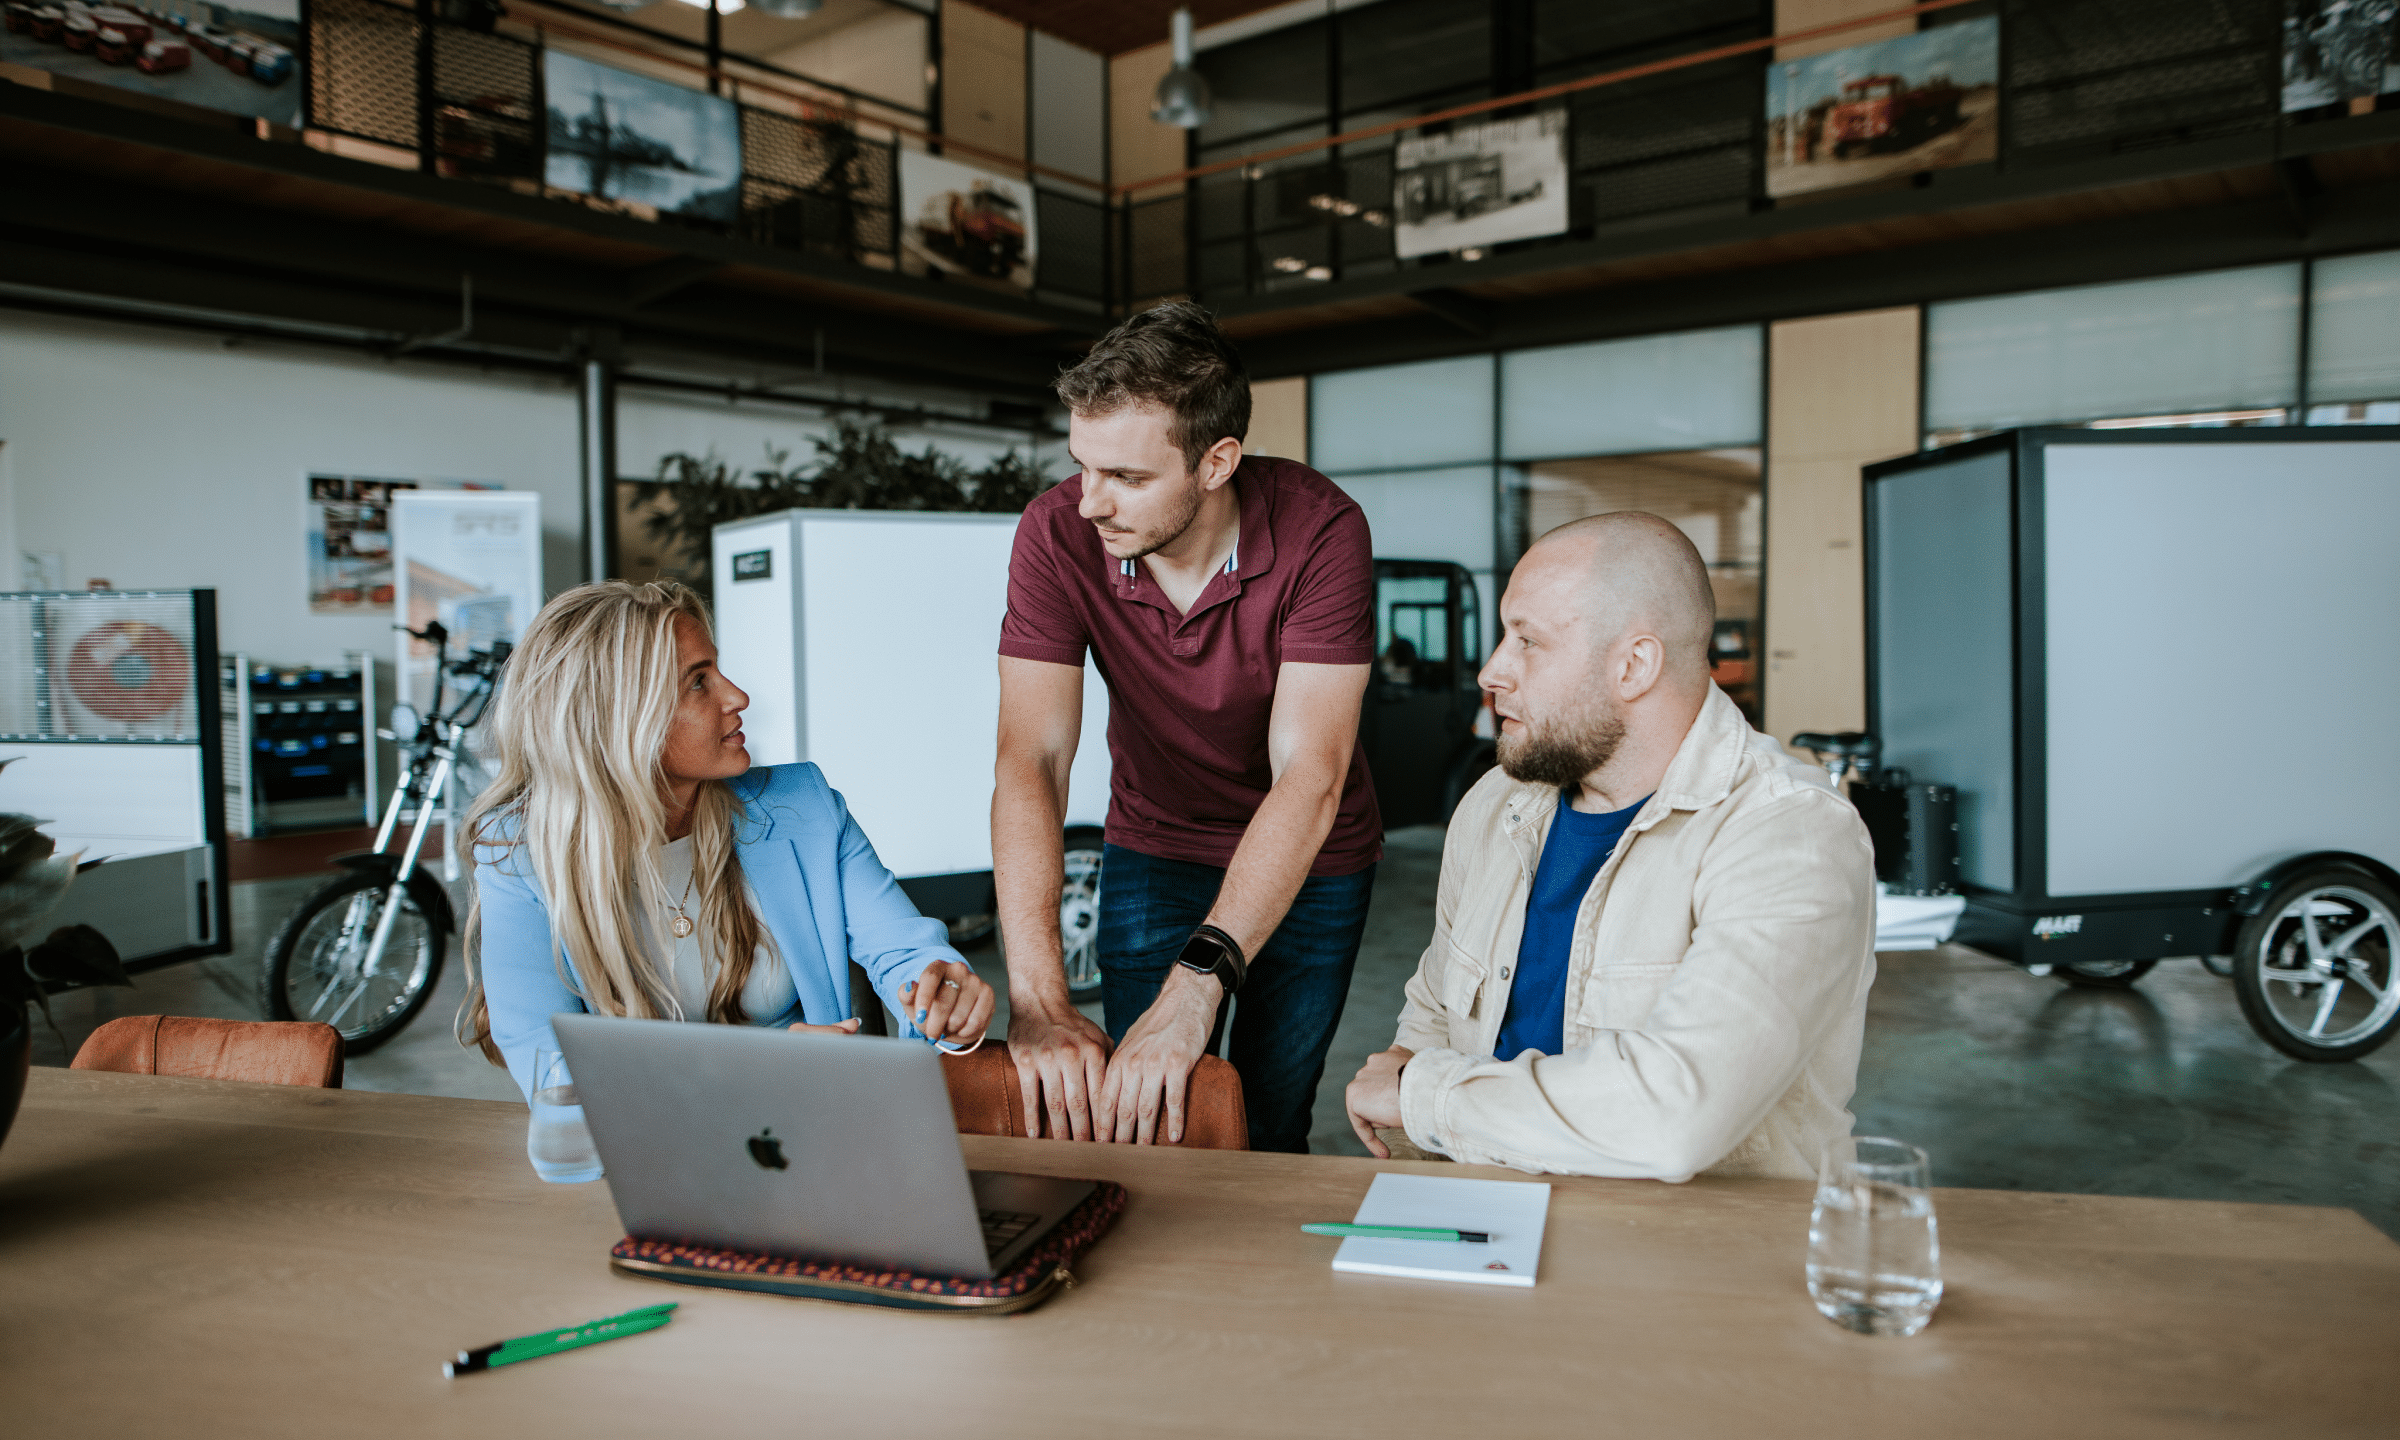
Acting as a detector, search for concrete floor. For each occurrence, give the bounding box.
[30,826,2400,1238]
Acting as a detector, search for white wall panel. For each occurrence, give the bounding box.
[1501,325,1762,460]
[1926,264,2302,431]
[0,311,580,666]
[1030,30,1107,187]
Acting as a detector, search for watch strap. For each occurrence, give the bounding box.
[1178,924,1247,994]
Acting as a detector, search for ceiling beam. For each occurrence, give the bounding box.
[1408,288,1495,338]
[623,256,727,308]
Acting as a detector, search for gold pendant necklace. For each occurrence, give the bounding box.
[667,861,697,940]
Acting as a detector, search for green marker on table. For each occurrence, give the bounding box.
[1302,1223,1489,1244]
[445,1301,679,1378]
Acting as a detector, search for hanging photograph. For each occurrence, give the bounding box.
[307,475,500,614]
[306,476,414,615]
[0,0,300,127]
[1392,110,1568,261]
[2283,0,2400,113]
[543,49,742,224]
[1764,17,1999,199]
[897,150,1037,290]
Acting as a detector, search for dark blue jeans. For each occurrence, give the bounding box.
[1097,844,1376,1154]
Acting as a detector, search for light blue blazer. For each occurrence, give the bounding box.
[475,762,964,1099]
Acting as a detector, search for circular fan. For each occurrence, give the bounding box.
[67,620,190,722]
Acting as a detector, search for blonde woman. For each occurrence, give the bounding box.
[460,581,993,1097]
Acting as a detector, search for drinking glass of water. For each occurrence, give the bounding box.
[1807,1135,1941,1337]
[526,1045,603,1184]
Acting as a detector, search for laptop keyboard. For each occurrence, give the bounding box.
[980,1208,1043,1257]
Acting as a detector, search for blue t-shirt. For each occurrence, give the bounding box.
[1493,791,1649,1059]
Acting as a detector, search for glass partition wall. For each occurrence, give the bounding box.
[1923,249,2400,444]
[1309,323,1768,727]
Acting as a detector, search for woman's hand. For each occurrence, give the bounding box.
[903,960,995,1047]
[788,1017,863,1037]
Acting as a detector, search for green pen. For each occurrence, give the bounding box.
[445,1302,679,1378]
[1302,1223,1490,1243]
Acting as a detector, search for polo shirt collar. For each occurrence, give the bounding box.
[1108,460,1279,610]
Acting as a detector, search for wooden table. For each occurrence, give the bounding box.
[3,1068,2394,1438]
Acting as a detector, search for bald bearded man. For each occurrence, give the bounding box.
[1343,513,1875,1180]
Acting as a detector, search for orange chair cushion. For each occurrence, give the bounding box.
[70,1015,345,1089]
[942,1040,1247,1150]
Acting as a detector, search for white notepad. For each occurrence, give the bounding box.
[1329,1173,1551,1288]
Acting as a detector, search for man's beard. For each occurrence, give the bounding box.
[1098,473,1206,560]
[1497,698,1627,789]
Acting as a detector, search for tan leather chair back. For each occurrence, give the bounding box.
[942,1040,1247,1150]
[71,1015,345,1090]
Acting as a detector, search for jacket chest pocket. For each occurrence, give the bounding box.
[1442,941,1491,1021]
[1572,961,1680,1032]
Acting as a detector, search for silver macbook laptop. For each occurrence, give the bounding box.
[553,1014,1094,1280]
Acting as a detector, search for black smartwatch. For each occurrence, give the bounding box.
[1175,924,1248,994]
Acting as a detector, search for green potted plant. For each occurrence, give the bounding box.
[0,803,130,1152]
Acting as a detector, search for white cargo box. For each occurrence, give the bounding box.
[710,510,1111,906]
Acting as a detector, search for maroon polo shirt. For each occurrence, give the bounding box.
[999,455,1382,876]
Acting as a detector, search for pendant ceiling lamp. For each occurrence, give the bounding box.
[1151,7,1212,128]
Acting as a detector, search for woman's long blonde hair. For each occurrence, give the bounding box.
[457,581,770,1062]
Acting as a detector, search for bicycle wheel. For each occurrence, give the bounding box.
[261,870,449,1055]
[1061,826,1104,1003]
[2231,867,2400,1063]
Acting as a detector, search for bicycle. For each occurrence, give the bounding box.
[261,622,510,1053]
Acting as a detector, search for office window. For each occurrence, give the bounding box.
[1310,354,1495,473]
[1500,325,1761,461]
[2308,248,2400,408]
[1925,264,2303,435]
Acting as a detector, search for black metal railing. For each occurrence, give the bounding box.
[1155,0,2381,307]
[300,0,1109,308]
[270,0,2388,319]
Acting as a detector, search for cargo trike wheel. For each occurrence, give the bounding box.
[1060,827,1105,1003]
[2231,867,2400,1063]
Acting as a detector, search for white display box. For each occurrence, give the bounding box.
[711,510,1111,894]
[1864,427,2400,967]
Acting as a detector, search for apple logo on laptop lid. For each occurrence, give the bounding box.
[747,1127,789,1172]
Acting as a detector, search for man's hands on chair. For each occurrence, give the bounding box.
[1094,965,1219,1145]
[1008,969,1217,1145]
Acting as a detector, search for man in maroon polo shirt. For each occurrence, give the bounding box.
[993,301,1381,1153]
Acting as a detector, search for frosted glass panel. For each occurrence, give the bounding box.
[1501,326,1762,460]
[1926,264,2302,431]
[2310,249,2400,405]
[1871,451,2014,892]
[1334,466,1494,570]
[1310,355,1494,473]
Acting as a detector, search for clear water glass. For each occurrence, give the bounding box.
[525,1045,603,1184]
[1807,1135,1942,1337]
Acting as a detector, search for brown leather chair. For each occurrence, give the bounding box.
[70,1015,345,1089]
[941,1040,1248,1150]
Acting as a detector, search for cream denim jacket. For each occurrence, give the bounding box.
[1395,686,1876,1182]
